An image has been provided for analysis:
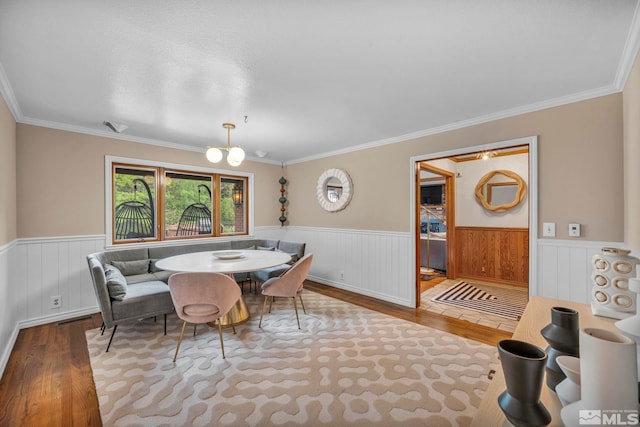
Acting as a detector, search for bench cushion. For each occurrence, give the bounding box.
[110,281,173,321]
[251,264,291,283]
[126,273,159,284]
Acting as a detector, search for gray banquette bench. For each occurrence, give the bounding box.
[87,239,306,351]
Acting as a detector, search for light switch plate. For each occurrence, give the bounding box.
[543,222,556,237]
[569,223,581,237]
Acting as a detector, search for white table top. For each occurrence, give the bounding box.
[155,249,292,274]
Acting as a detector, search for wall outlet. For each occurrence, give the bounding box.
[543,222,556,237]
[339,271,344,280]
[50,295,62,309]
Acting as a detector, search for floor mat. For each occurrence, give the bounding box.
[431,281,527,320]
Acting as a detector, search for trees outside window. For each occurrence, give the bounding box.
[111,162,248,245]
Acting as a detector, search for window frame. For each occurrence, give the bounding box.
[105,156,253,248]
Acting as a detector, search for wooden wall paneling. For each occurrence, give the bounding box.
[455,227,528,287]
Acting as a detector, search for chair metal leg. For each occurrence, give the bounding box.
[100,322,106,335]
[259,295,269,328]
[298,294,306,314]
[292,297,301,329]
[164,313,167,335]
[193,324,197,336]
[268,296,274,313]
[173,321,188,362]
[217,320,226,359]
[105,324,118,352]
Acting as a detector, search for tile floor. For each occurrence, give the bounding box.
[420,278,527,333]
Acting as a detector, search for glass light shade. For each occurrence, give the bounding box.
[206,147,223,163]
[227,156,242,167]
[228,146,245,163]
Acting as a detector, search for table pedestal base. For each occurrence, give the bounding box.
[215,296,251,327]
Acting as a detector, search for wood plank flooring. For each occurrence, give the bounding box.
[0,281,511,427]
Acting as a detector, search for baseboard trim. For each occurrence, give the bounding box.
[0,323,20,381]
[18,306,100,329]
[308,274,412,308]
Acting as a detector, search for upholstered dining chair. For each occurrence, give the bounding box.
[259,253,313,329]
[168,272,241,361]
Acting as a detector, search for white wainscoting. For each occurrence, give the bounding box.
[14,235,106,328]
[1,230,629,378]
[0,240,18,378]
[262,226,629,307]
[258,226,415,307]
[536,238,633,304]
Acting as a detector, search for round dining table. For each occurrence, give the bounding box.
[156,249,291,326]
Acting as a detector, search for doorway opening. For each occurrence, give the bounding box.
[417,163,454,282]
[412,136,538,330]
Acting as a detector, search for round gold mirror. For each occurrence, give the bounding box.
[316,168,353,212]
[474,169,526,212]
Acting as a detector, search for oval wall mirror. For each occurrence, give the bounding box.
[475,169,526,212]
[316,168,353,212]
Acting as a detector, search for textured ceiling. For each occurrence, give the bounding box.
[1,0,639,163]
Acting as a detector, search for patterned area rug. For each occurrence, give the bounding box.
[87,291,498,427]
[432,281,528,320]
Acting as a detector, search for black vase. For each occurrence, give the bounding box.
[497,340,551,427]
[540,306,579,390]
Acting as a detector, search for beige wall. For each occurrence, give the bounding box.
[15,93,625,242]
[287,93,624,241]
[455,154,529,228]
[0,95,16,245]
[16,125,282,238]
[624,50,640,251]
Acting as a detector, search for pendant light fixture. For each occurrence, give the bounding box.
[206,123,246,166]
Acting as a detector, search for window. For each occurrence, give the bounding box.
[109,159,250,245]
[113,166,158,242]
[220,177,246,235]
[164,171,213,238]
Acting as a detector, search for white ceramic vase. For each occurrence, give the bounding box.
[591,247,638,320]
[555,355,581,407]
[561,328,637,427]
[615,273,640,376]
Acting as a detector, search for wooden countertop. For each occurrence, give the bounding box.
[471,296,617,427]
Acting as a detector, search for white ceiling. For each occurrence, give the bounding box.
[1,0,639,164]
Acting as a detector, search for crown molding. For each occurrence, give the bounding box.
[287,84,619,164]
[0,62,22,121]
[614,0,640,90]
[20,116,206,153]
[6,81,623,167]
[17,116,280,165]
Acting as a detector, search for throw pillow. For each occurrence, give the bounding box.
[112,259,150,276]
[258,246,275,251]
[104,264,127,301]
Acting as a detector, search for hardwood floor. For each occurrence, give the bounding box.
[0,281,511,427]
